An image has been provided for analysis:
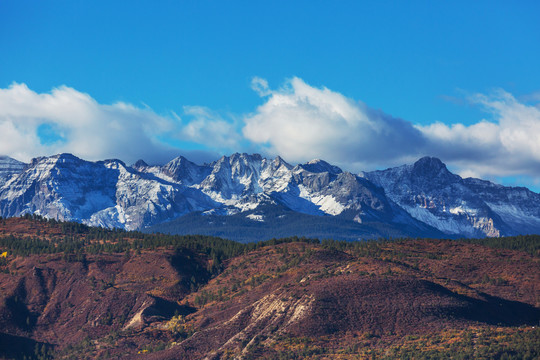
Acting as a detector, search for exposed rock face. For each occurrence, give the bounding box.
[0,153,421,233]
[462,178,540,236]
[0,154,216,231]
[364,156,540,237]
[0,156,25,181]
[147,240,539,359]
[0,153,539,237]
[0,249,204,350]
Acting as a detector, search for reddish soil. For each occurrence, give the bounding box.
[0,217,64,238]
[0,219,538,359]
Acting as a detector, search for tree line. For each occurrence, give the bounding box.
[0,214,538,260]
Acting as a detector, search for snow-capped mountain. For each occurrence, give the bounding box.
[0,156,25,181]
[461,177,540,236]
[0,153,539,238]
[364,156,540,237]
[0,154,216,230]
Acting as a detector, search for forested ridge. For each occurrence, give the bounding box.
[2,214,539,258]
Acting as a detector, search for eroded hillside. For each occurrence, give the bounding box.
[0,217,538,359]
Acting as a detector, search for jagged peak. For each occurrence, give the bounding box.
[0,155,26,179]
[411,156,455,178]
[98,159,128,170]
[27,153,81,167]
[0,155,24,163]
[133,159,149,168]
[230,153,263,162]
[272,155,292,169]
[210,153,265,171]
[165,155,195,167]
[164,156,203,174]
[55,153,81,160]
[28,153,128,168]
[169,154,189,162]
[0,156,26,174]
[161,156,206,183]
[298,158,342,175]
[413,156,445,169]
[29,156,46,167]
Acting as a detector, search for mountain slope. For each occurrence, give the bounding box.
[0,154,217,231]
[145,204,444,242]
[0,156,25,181]
[463,177,540,235]
[364,156,540,237]
[1,218,538,359]
[1,153,539,238]
[0,153,431,238]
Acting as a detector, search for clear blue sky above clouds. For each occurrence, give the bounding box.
[1,1,539,191]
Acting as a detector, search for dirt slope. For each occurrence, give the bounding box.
[0,218,538,359]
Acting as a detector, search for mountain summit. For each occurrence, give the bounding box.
[0,153,539,239]
[0,155,25,181]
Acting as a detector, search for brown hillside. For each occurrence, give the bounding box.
[0,217,64,238]
[0,219,538,359]
[149,242,539,359]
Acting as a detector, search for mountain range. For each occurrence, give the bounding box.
[1,153,539,240]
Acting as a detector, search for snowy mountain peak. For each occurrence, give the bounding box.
[0,155,24,164]
[366,157,540,237]
[47,153,85,165]
[272,155,291,167]
[133,159,149,168]
[0,156,26,181]
[412,156,456,180]
[0,153,539,238]
[165,155,194,168]
[57,153,80,160]
[230,152,263,162]
[296,159,342,175]
[269,156,292,172]
[160,156,207,185]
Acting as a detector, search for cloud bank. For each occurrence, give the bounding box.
[242,78,540,186]
[417,90,540,180]
[0,83,178,164]
[181,106,241,149]
[0,83,226,165]
[1,80,539,190]
[243,77,426,169]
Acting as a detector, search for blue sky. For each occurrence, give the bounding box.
[1,1,539,191]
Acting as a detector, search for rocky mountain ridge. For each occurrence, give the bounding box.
[0,155,25,181]
[364,157,540,237]
[0,153,539,238]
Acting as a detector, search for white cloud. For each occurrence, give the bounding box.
[242,77,426,170]
[0,83,178,164]
[242,77,540,187]
[417,89,540,178]
[1,80,539,189]
[0,83,240,165]
[476,91,540,162]
[181,106,242,149]
[250,77,272,97]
